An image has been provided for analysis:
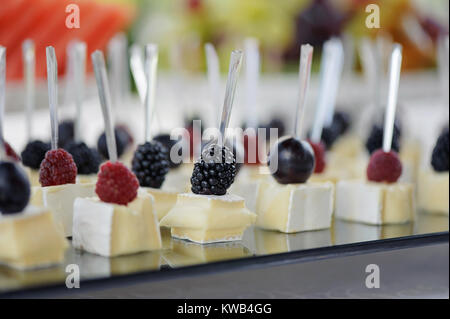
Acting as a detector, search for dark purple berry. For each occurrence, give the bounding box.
[431,128,449,172]
[0,162,31,214]
[268,136,315,184]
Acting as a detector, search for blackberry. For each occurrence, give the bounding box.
[97,127,130,159]
[332,111,351,136]
[131,141,170,188]
[153,134,183,168]
[365,124,401,155]
[431,129,449,172]
[0,162,31,214]
[190,144,237,195]
[65,142,102,175]
[21,140,51,169]
[58,120,74,148]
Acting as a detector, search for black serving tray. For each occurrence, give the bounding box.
[0,211,448,298]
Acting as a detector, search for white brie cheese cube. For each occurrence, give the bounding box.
[31,183,95,236]
[418,170,449,215]
[0,206,68,269]
[73,193,162,257]
[160,193,256,244]
[141,187,178,221]
[229,180,261,212]
[255,181,334,233]
[23,167,40,187]
[335,180,414,225]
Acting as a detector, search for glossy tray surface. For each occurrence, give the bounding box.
[0,212,448,296]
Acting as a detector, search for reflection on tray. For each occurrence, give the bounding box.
[0,264,66,293]
[70,250,162,280]
[251,228,332,255]
[163,240,252,267]
[333,219,414,245]
[415,212,450,234]
[0,212,447,295]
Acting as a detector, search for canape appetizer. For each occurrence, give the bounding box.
[73,50,162,257]
[335,45,415,225]
[418,128,449,215]
[0,47,67,269]
[129,44,180,221]
[160,50,256,244]
[256,44,334,233]
[30,47,95,237]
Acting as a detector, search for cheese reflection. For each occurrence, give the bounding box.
[253,228,332,255]
[163,240,252,267]
[333,219,413,244]
[71,250,162,279]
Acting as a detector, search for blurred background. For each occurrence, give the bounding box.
[1,0,448,79]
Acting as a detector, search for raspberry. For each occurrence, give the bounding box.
[21,140,51,169]
[367,149,402,183]
[131,141,169,188]
[431,129,449,172]
[308,140,326,173]
[39,149,77,187]
[65,142,101,175]
[95,161,139,205]
[4,142,20,162]
[191,144,237,195]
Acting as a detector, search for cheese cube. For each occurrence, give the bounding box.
[160,193,256,244]
[335,180,415,225]
[0,207,68,269]
[31,183,95,237]
[73,193,162,257]
[255,181,334,233]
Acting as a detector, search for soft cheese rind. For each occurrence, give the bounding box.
[418,170,449,215]
[73,194,162,257]
[31,183,95,237]
[255,181,334,233]
[229,180,261,213]
[335,180,415,225]
[160,193,256,244]
[24,167,40,187]
[0,206,68,270]
[141,187,179,221]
